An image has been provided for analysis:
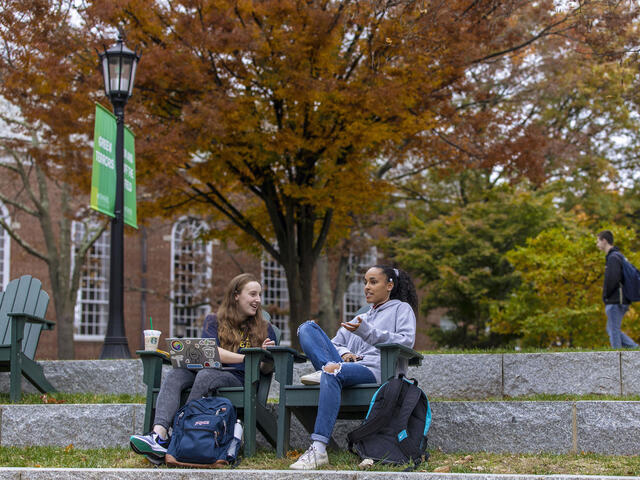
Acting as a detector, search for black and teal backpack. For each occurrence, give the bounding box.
[347,375,432,468]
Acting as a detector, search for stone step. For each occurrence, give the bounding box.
[0,468,636,480]
[3,400,640,455]
[7,350,640,399]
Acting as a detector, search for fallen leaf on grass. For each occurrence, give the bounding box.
[286,450,302,459]
[40,394,65,404]
[434,465,451,472]
[455,455,474,464]
[64,444,74,453]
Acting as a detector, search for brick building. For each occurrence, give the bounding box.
[0,194,433,359]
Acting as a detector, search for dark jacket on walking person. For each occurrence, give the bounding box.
[603,246,629,305]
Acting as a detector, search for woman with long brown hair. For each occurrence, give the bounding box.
[130,273,276,463]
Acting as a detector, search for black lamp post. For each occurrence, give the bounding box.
[98,35,140,359]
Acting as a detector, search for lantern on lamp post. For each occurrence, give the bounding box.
[97,35,140,359]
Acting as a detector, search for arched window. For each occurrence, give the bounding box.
[73,221,110,339]
[343,246,377,322]
[0,202,10,290]
[261,255,290,345]
[170,218,212,338]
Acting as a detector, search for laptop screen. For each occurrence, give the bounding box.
[165,338,222,369]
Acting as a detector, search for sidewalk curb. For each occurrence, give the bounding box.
[0,469,639,480]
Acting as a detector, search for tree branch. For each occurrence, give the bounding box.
[0,217,47,262]
[189,183,280,261]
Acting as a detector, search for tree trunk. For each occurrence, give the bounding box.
[315,252,350,338]
[285,266,312,350]
[315,254,337,335]
[279,225,316,349]
[55,308,75,360]
[332,253,350,327]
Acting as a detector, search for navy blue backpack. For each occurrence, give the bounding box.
[615,253,640,302]
[347,376,431,468]
[166,396,238,467]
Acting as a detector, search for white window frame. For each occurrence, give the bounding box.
[170,218,212,338]
[0,202,10,290]
[343,246,377,322]
[261,254,290,345]
[72,221,110,340]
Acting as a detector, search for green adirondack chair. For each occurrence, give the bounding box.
[137,314,280,457]
[0,275,56,402]
[268,307,423,457]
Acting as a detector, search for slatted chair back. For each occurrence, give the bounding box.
[0,276,49,359]
[256,324,280,406]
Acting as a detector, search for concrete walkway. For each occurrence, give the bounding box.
[0,469,639,480]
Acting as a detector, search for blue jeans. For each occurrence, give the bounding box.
[605,304,638,348]
[297,321,376,444]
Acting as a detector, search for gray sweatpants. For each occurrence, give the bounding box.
[153,368,242,431]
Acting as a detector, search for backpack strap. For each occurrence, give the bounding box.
[610,251,626,303]
[347,378,404,450]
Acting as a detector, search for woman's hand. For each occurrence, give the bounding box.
[262,338,276,349]
[218,346,245,364]
[340,316,362,332]
[341,352,362,362]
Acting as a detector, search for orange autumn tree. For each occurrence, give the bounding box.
[83,0,633,341]
[0,0,111,359]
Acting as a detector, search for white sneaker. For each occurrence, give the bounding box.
[300,370,322,385]
[290,445,329,470]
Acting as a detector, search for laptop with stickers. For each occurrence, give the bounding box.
[165,338,222,369]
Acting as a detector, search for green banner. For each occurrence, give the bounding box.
[90,103,116,217]
[90,103,137,228]
[123,127,137,228]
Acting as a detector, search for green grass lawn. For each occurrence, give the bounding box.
[1,447,640,475]
[4,391,640,404]
[420,346,635,354]
[0,392,144,404]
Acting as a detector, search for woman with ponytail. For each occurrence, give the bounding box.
[290,265,417,470]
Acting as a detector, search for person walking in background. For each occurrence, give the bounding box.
[597,230,638,348]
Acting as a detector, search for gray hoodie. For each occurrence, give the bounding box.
[331,299,416,383]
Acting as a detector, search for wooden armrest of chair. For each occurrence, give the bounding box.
[136,350,171,392]
[239,347,274,361]
[376,343,423,362]
[266,346,307,362]
[137,349,172,363]
[7,312,55,330]
[267,346,307,386]
[239,347,274,380]
[376,343,423,381]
